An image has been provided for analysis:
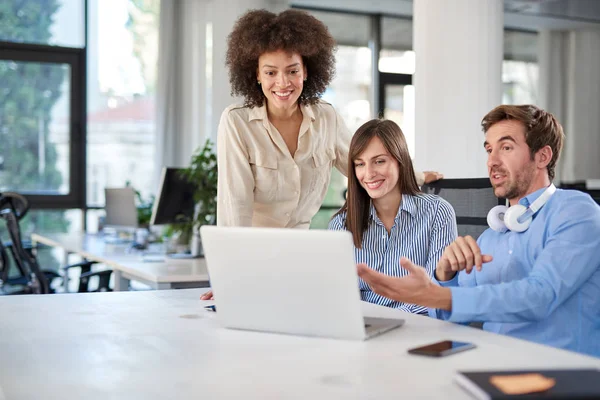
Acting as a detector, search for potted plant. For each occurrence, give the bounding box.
[167,139,218,255]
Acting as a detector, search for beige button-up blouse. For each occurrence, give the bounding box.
[216,100,424,229]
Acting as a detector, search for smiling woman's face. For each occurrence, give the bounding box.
[353,136,401,200]
[257,49,306,112]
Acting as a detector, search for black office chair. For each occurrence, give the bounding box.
[0,192,112,294]
[0,192,56,294]
[421,178,504,239]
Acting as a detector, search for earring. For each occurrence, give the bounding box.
[257,81,261,85]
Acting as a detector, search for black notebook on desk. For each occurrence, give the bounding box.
[455,369,600,399]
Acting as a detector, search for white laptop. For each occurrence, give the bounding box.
[200,226,404,340]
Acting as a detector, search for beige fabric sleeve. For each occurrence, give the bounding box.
[216,109,255,227]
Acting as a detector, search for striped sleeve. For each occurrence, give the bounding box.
[328,211,346,231]
[408,198,457,314]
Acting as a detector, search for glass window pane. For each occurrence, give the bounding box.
[383,84,415,158]
[502,60,539,104]
[381,16,412,51]
[504,30,538,62]
[299,10,374,219]
[310,208,340,230]
[379,49,415,74]
[87,0,160,207]
[0,0,84,48]
[304,10,370,47]
[0,60,71,194]
[324,45,372,133]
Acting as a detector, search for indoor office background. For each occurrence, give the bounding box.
[0,0,599,266]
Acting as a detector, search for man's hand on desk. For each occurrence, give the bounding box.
[434,236,493,282]
[200,290,214,300]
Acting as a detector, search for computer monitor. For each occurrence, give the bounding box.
[150,167,197,226]
[104,187,139,229]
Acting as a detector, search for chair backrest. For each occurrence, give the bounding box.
[0,192,50,294]
[421,178,504,239]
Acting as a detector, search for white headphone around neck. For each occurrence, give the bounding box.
[487,184,556,233]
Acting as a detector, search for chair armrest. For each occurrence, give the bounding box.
[62,261,98,271]
[79,269,112,279]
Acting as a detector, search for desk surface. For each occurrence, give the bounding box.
[31,233,209,284]
[0,289,598,400]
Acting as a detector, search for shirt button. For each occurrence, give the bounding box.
[285,212,290,217]
[508,250,513,255]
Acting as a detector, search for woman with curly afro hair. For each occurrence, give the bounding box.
[214,9,440,230]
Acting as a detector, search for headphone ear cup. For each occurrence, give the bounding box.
[487,205,509,233]
[504,204,531,233]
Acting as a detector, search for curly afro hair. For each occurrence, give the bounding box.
[226,9,337,108]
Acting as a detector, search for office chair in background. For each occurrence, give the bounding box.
[421,178,504,239]
[0,192,56,294]
[0,192,112,294]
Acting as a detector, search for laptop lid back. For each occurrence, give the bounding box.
[200,226,366,340]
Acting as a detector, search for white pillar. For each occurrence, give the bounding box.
[413,0,503,178]
[205,0,289,142]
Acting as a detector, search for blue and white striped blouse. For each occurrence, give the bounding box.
[329,194,457,314]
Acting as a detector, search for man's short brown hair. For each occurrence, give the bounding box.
[481,105,565,180]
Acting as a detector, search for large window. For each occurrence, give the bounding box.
[0,0,85,48]
[296,8,539,229]
[503,30,539,104]
[0,1,86,215]
[303,10,373,228]
[86,0,160,209]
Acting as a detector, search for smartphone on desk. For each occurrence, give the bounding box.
[408,340,476,357]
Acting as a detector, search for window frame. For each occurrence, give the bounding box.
[0,40,87,210]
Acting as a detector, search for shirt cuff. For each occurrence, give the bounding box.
[448,287,477,323]
[428,273,459,320]
[431,272,459,287]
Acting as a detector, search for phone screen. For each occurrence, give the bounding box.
[407,340,476,357]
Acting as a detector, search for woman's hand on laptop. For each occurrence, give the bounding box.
[200,290,214,300]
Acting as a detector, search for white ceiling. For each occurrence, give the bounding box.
[291,0,600,31]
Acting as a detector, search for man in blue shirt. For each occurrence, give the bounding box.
[357,104,600,357]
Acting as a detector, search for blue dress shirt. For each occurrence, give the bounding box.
[330,194,457,313]
[430,187,600,357]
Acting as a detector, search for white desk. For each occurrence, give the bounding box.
[0,289,598,399]
[31,233,210,291]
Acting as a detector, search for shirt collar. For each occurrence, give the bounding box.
[248,103,267,122]
[369,194,417,222]
[518,185,553,208]
[247,102,316,123]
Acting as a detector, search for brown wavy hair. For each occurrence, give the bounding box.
[334,119,421,248]
[481,105,564,180]
[226,9,336,108]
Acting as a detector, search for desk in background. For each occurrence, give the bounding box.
[0,288,598,399]
[31,233,210,291]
